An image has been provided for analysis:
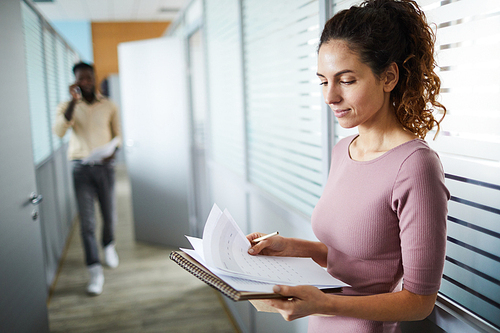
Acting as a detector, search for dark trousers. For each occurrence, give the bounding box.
[72,160,116,266]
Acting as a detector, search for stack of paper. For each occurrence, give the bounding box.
[172,204,348,299]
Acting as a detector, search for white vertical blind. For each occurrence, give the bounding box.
[205,0,246,175]
[242,0,322,216]
[22,2,51,165]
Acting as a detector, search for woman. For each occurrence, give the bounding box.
[247,0,450,332]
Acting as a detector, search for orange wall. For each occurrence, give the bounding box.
[91,21,170,86]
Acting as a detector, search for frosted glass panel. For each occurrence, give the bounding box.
[22,2,80,158]
[425,0,500,329]
[56,39,69,103]
[427,0,500,146]
[205,0,246,175]
[243,0,322,216]
[22,2,51,165]
[44,28,61,151]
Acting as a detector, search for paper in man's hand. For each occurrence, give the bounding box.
[82,137,120,164]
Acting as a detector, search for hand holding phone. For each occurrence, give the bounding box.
[69,83,82,100]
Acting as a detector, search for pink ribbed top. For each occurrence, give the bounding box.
[310,135,449,333]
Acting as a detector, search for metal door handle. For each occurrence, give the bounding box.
[29,192,43,205]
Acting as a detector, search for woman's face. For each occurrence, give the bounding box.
[317,40,390,130]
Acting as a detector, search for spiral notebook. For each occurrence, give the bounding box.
[170,250,288,301]
[170,204,348,301]
[169,250,342,301]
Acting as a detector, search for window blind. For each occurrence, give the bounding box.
[205,0,246,175]
[43,27,61,151]
[56,38,68,103]
[242,0,322,216]
[21,2,51,165]
[22,1,80,157]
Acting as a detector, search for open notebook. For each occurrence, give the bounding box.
[169,251,343,301]
[170,204,349,301]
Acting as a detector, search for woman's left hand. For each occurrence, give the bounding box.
[265,285,439,322]
[265,285,332,321]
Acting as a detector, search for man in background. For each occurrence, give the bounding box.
[54,62,121,296]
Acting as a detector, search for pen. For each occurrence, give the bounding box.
[252,231,279,243]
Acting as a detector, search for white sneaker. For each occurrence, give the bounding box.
[104,243,119,268]
[87,263,104,295]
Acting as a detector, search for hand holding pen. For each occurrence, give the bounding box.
[247,231,290,256]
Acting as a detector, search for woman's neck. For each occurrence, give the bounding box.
[350,111,418,161]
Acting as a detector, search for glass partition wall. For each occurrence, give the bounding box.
[21,0,79,290]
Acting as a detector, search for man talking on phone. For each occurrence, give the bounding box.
[53,62,121,296]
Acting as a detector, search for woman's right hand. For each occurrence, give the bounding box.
[247,232,290,256]
[247,233,328,266]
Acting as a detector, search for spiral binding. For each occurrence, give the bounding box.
[169,251,240,301]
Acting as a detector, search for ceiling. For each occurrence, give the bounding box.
[32,0,188,22]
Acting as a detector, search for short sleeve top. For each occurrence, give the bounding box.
[312,135,449,296]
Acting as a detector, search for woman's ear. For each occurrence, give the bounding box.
[382,62,399,92]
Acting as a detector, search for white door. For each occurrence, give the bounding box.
[118,37,192,248]
[0,1,49,331]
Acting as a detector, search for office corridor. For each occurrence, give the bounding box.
[47,165,238,333]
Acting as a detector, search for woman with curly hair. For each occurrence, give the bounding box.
[247,0,450,331]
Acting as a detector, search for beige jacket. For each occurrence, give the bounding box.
[53,94,121,160]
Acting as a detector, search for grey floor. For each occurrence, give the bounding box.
[47,165,238,333]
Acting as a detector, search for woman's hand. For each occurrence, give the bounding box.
[246,233,329,266]
[264,286,438,322]
[247,232,290,256]
[265,285,332,321]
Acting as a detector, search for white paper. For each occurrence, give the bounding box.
[186,236,205,261]
[182,204,349,290]
[202,205,251,272]
[179,248,276,293]
[82,137,120,164]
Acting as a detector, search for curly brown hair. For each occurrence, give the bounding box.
[319,0,446,139]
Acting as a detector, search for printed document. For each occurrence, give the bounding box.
[181,204,349,291]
